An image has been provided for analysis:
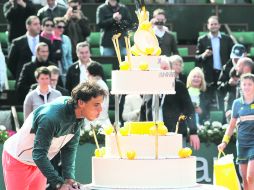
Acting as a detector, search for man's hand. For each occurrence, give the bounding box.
[113,12,122,22]
[65,179,81,189]
[228,77,238,86]
[58,183,74,190]
[189,134,200,150]
[201,49,212,59]
[217,142,227,152]
[17,0,26,7]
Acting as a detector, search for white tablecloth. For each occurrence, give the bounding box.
[80,184,228,190]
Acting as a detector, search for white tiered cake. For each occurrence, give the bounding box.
[88,4,227,190]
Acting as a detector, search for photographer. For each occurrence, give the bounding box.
[64,0,91,60]
[3,0,36,43]
[151,8,178,56]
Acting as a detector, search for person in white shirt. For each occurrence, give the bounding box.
[23,66,62,119]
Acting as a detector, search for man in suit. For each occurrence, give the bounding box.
[66,41,100,92]
[195,15,234,110]
[16,42,55,104]
[8,15,52,81]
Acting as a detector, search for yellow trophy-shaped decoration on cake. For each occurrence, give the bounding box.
[131,1,161,56]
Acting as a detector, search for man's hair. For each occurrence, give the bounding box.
[35,42,48,53]
[241,73,254,83]
[153,8,166,17]
[207,15,219,23]
[26,16,39,26]
[87,62,105,80]
[53,17,66,26]
[242,57,254,71]
[34,66,51,79]
[47,65,60,75]
[42,17,54,26]
[69,81,106,106]
[76,41,90,53]
[68,0,81,4]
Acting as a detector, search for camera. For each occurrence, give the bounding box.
[207,46,212,50]
[154,21,164,26]
[72,6,78,12]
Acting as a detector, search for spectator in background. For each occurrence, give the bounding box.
[217,43,246,95]
[87,62,111,127]
[151,8,178,56]
[0,45,7,92]
[64,0,91,60]
[47,65,69,95]
[186,67,208,126]
[8,16,52,82]
[168,55,187,84]
[16,42,55,104]
[96,0,132,56]
[37,0,67,21]
[122,94,142,122]
[3,0,36,43]
[30,65,70,96]
[66,41,99,92]
[195,15,234,110]
[53,17,73,85]
[23,66,61,119]
[41,17,63,69]
[225,57,254,121]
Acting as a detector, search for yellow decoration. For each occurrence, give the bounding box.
[139,21,152,31]
[120,61,131,71]
[104,125,114,135]
[149,125,168,136]
[124,121,164,135]
[154,47,161,56]
[178,147,192,158]
[145,47,154,55]
[119,127,129,136]
[126,151,136,160]
[94,147,106,157]
[139,62,149,71]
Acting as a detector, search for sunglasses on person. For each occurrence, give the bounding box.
[57,25,65,29]
[45,24,54,27]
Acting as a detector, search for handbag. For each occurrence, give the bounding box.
[213,151,241,190]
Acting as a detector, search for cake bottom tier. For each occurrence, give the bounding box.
[92,157,196,189]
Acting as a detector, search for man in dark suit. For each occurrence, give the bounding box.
[8,15,52,81]
[195,15,234,110]
[66,41,100,92]
[16,42,55,104]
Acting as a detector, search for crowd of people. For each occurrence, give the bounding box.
[1,0,254,189]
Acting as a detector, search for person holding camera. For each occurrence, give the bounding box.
[3,0,36,43]
[37,0,67,21]
[195,15,234,111]
[64,0,91,61]
[151,8,178,56]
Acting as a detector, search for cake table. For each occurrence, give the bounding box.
[81,184,228,190]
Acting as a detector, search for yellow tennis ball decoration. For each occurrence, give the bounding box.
[104,125,114,135]
[145,47,154,55]
[139,62,149,71]
[178,147,192,158]
[149,125,168,136]
[139,21,152,31]
[94,147,106,157]
[120,61,131,71]
[154,47,161,56]
[126,151,136,160]
[119,127,129,136]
